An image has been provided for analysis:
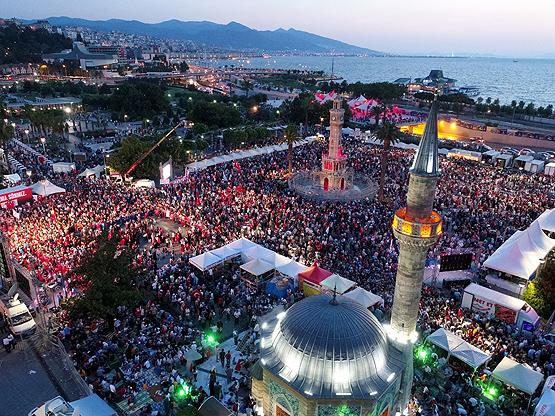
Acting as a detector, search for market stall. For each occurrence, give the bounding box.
[492,357,544,395]
[342,287,384,309]
[240,259,274,289]
[298,264,333,296]
[30,179,66,196]
[189,252,223,272]
[320,274,356,294]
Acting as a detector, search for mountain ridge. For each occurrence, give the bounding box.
[30,16,383,55]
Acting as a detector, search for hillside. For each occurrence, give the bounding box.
[42,17,383,55]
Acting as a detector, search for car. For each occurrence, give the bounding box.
[0,293,36,337]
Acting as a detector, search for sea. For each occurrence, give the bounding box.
[196,55,555,107]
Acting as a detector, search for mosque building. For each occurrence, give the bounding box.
[253,101,442,415]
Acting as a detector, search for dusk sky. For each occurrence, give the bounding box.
[3,0,555,57]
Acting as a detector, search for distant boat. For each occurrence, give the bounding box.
[513,59,519,62]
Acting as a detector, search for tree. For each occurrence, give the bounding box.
[0,99,12,148]
[241,79,253,97]
[65,232,145,320]
[375,119,402,202]
[523,258,555,318]
[283,124,298,175]
[108,136,155,178]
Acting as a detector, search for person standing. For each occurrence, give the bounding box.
[3,335,12,353]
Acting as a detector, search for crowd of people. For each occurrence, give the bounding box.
[1,134,553,415]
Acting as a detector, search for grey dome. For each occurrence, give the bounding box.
[260,294,403,399]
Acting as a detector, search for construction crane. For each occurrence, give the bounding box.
[125,121,184,177]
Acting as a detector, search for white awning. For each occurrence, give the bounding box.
[320,274,356,294]
[240,259,274,276]
[225,237,257,252]
[342,287,384,308]
[537,209,555,233]
[242,244,277,264]
[492,357,544,395]
[188,252,222,271]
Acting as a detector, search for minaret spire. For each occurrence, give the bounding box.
[389,99,443,412]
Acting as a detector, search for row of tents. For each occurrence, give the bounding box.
[186,137,316,172]
[189,238,384,309]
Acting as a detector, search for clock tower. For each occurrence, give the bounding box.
[321,98,351,191]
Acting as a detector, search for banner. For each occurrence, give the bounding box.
[0,186,32,208]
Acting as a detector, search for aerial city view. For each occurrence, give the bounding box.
[0,1,554,416]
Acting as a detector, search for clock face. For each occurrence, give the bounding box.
[332,116,336,121]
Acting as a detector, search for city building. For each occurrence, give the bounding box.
[256,102,442,415]
[388,99,443,409]
[43,42,118,69]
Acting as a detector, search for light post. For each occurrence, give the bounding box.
[24,129,29,144]
[26,169,32,184]
[320,117,324,134]
[103,152,109,175]
[40,137,46,155]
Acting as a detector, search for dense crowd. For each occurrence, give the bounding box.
[1,137,553,414]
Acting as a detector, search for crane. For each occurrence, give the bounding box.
[125,121,185,177]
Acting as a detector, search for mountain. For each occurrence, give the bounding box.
[39,17,382,55]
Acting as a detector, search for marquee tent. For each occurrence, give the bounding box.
[272,253,294,268]
[426,328,464,354]
[189,252,222,272]
[275,260,308,280]
[183,348,202,362]
[535,389,555,416]
[537,209,555,233]
[450,341,491,369]
[545,162,555,176]
[4,173,21,184]
[320,274,356,294]
[209,246,241,261]
[492,357,544,395]
[342,287,384,309]
[30,179,66,196]
[78,165,104,178]
[240,259,274,276]
[198,397,233,416]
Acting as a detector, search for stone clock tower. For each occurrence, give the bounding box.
[321,98,351,191]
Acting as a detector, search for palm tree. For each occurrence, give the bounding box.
[373,104,386,129]
[375,120,402,202]
[283,124,298,175]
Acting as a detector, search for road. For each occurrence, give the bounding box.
[0,338,61,416]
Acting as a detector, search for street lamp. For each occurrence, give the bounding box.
[103,152,110,175]
[64,107,72,114]
[24,129,29,143]
[26,169,32,182]
[252,105,258,112]
[40,137,46,154]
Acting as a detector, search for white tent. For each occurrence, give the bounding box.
[537,209,555,233]
[545,162,555,176]
[342,287,384,308]
[78,165,104,178]
[226,237,257,252]
[183,348,202,362]
[272,253,294,268]
[189,252,222,272]
[320,274,356,294]
[426,327,464,353]
[492,357,544,395]
[483,222,555,279]
[243,245,277,264]
[450,341,490,368]
[209,246,241,261]
[240,259,274,276]
[275,260,307,280]
[536,389,555,416]
[30,180,66,196]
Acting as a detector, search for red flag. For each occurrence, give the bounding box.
[233,161,241,172]
[195,190,200,206]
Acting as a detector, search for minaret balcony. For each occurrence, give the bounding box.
[322,152,347,160]
[392,207,442,239]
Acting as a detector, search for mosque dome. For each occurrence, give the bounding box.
[260,294,403,399]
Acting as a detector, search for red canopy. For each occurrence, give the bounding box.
[298,264,332,285]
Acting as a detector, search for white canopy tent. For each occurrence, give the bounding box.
[209,246,241,261]
[545,162,555,176]
[451,341,491,369]
[30,179,66,196]
[275,260,307,280]
[426,327,464,353]
[225,237,257,252]
[189,252,222,272]
[536,389,555,416]
[483,221,555,279]
[183,348,202,362]
[4,173,21,184]
[242,245,277,264]
[78,165,104,178]
[342,287,384,309]
[492,357,544,395]
[240,259,274,277]
[320,274,356,294]
[537,209,555,233]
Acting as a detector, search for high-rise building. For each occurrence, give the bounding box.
[388,100,443,410]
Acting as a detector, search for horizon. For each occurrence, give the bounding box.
[3,0,555,58]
